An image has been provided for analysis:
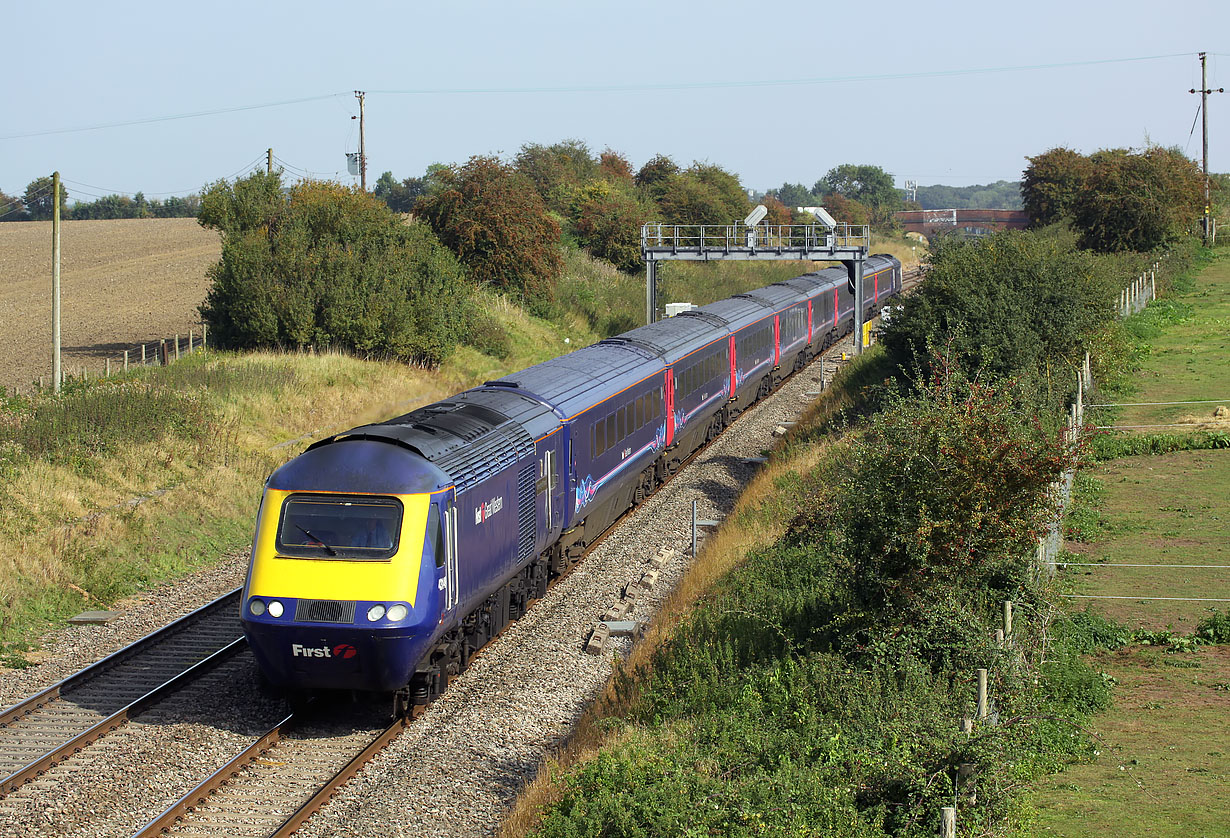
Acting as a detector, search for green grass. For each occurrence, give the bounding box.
[1033,253,1230,837]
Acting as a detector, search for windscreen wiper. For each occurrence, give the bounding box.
[294,524,337,556]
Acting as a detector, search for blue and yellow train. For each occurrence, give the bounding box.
[241,255,902,708]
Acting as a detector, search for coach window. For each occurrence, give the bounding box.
[596,419,606,456]
[617,405,626,441]
[606,414,616,448]
[635,396,644,429]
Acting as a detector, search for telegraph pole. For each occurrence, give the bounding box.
[354,90,367,190]
[52,171,61,393]
[267,148,273,174]
[1190,52,1224,245]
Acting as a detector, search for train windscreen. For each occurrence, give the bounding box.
[275,494,403,561]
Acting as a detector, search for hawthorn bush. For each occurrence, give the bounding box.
[414,155,562,304]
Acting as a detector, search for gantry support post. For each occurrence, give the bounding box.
[844,257,866,356]
[645,260,658,325]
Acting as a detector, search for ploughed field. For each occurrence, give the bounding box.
[0,218,220,392]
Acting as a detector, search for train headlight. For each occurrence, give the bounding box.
[268,600,284,618]
[386,604,408,622]
[366,604,387,622]
[248,599,266,616]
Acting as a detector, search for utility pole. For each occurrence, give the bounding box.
[267,148,273,174]
[354,90,367,190]
[1190,52,1224,245]
[52,171,61,393]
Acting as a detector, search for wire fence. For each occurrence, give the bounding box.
[38,325,208,389]
[1046,258,1229,605]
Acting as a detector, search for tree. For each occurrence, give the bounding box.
[657,163,750,225]
[0,189,24,221]
[23,176,68,220]
[1021,147,1093,226]
[634,154,679,200]
[571,180,651,273]
[817,193,870,226]
[760,195,793,226]
[816,164,901,223]
[514,139,598,212]
[198,170,284,235]
[1071,146,1203,253]
[415,155,562,298]
[815,357,1076,620]
[373,170,427,213]
[598,149,634,184]
[767,182,816,209]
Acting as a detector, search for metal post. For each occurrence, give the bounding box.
[52,171,61,394]
[645,260,658,325]
[691,499,698,557]
[1151,271,1156,301]
[124,349,129,373]
[141,343,146,365]
[852,259,865,356]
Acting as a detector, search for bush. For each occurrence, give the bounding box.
[880,229,1119,405]
[199,175,473,366]
[570,181,651,273]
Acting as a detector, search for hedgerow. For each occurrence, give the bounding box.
[533,364,1105,838]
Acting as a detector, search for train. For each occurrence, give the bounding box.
[240,254,903,709]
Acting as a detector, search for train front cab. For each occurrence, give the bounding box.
[241,443,455,694]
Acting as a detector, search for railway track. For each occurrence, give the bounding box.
[0,589,244,799]
[0,299,917,836]
[132,702,399,838]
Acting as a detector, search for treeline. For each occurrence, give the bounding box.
[0,176,200,222]
[374,141,760,275]
[913,180,1022,210]
[761,163,902,225]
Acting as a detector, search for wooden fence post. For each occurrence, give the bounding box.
[1003,601,1013,647]
[105,358,110,377]
[141,344,146,365]
[124,349,129,373]
[202,322,207,349]
[977,668,988,720]
[159,339,166,365]
[940,806,956,838]
[188,329,194,354]
[174,334,180,361]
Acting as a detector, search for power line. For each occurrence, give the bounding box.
[1059,562,1230,569]
[1089,398,1230,407]
[1062,595,1230,602]
[0,93,350,142]
[0,52,1196,143]
[370,52,1195,96]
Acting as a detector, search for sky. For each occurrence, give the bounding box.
[2,0,1227,204]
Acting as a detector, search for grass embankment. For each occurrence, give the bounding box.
[1033,252,1230,836]
[0,248,840,667]
[502,349,1110,837]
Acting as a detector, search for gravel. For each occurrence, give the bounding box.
[0,332,857,838]
[0,552,247,709]
[297,334,858,838]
